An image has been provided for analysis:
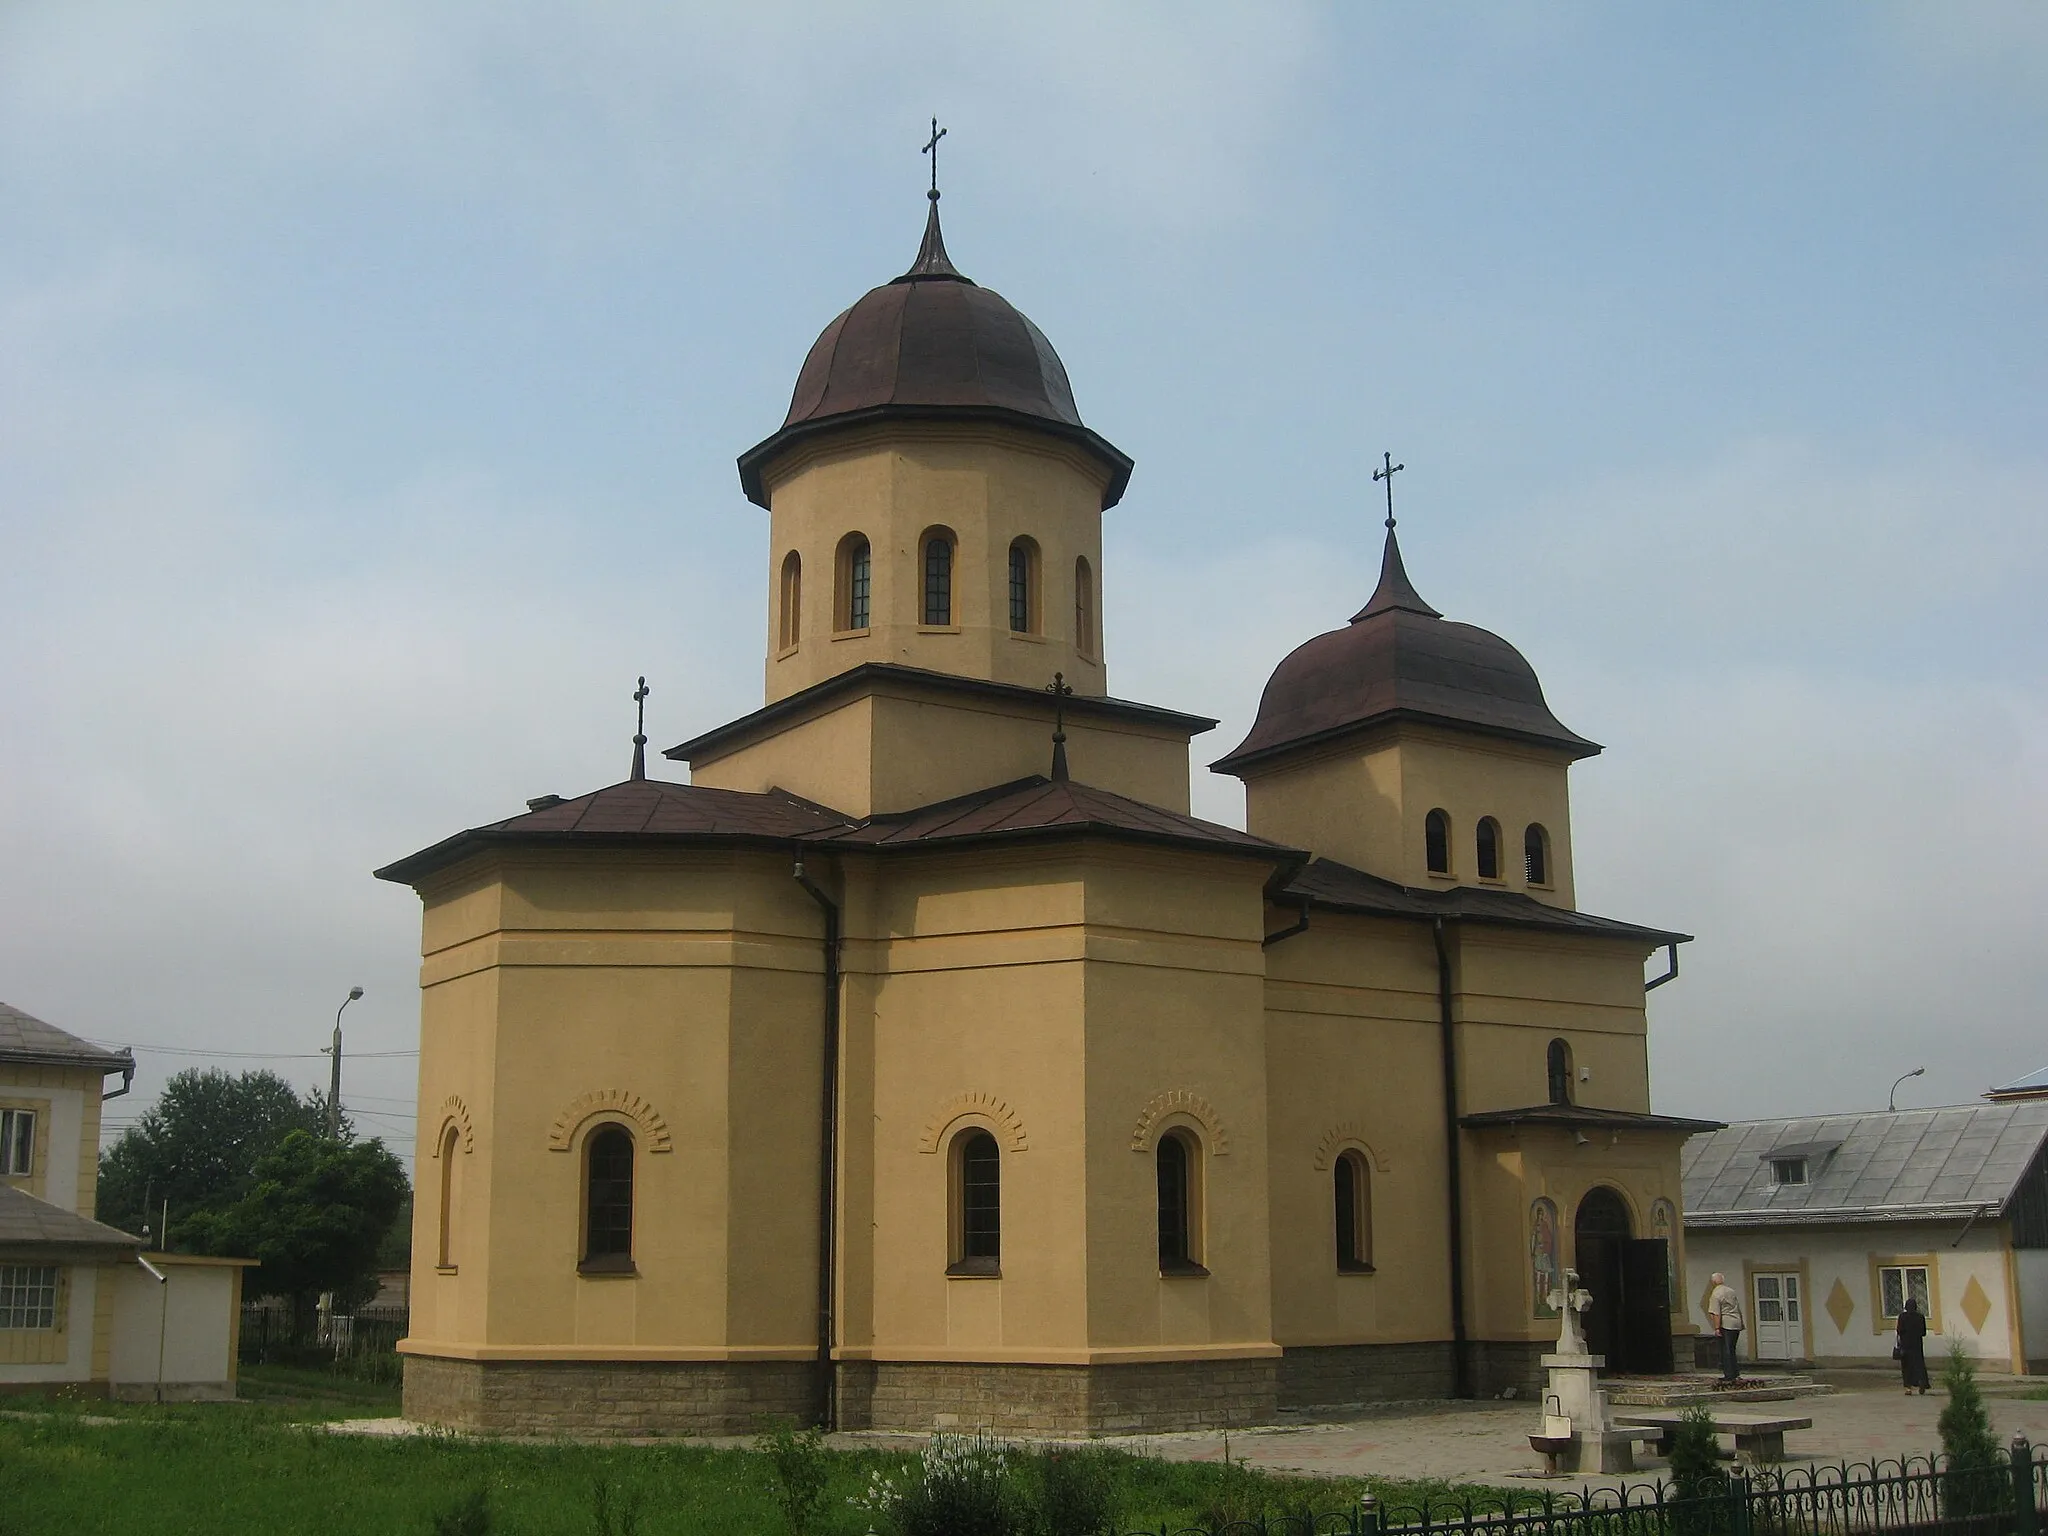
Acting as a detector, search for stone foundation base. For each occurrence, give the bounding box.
[1279,1340,1549,1410]
[838,1356,1279,1436]
[401,1354,819,1436]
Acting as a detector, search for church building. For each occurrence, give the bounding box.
[380,187,1717,1436]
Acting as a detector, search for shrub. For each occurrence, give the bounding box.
[756,1420,833,1536]
[1030,1446,1119,1536]
[855,1432,1022,1536]
[429,1487,491,1536]
[1667,1403,1727,1536]
[1938,1345,2008,1518]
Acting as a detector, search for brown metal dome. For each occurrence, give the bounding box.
[1211,529,1600,775]
[737,198,1133,510]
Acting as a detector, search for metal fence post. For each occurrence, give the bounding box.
[1360,1492,1381,1536]
[2012,1437,2037,1536]
[1730,1470,1752,1536]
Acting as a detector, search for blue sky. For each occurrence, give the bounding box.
[2,3,2043,1161]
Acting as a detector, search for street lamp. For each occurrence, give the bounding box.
[1888,1066,1925,1113]
[328,986,364,1137]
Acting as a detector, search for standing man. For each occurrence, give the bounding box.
[1706,1272,1745,1384]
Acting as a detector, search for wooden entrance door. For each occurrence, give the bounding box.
[1753,1271,1802,1361]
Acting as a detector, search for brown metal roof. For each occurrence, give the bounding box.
[0,1002,133,1074]
[0,1184,141,1257]
[1460,1104,1725,1135]
[737,201,1133,510]
[1212,529,1599,774]
[666,662,1216,768]
[806,775,1299,863]
[1280,857,1689,946]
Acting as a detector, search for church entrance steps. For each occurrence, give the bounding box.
[1604,1371,1833,1408]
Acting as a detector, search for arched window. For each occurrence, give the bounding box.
[1156,1129,1205,1274]
[948,1129,1001,1276]
[835,534,871,632]
[778,551,802,651]
[1074,556,1096,657]
[1425,809,1451,875]
[922,530,955,626]
[1524,824,1550,886]
[1334,1149,1373,1272]
[582,1125,635,1272]
[1547,1038,1573,1106]
[1008,538,1039,634]
[436,1123,460,1270]
[1476,817,1502,881]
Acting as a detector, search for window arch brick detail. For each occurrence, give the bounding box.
[917,1092,1028,1154]
[1130,1090,1229,1155]
[431,1095,475,1156]
[547,1090,673,1153]
[1312,1124,1389,1173]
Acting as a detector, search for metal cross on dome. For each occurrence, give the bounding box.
[630,676,650,781]
[1047,672,1073,782]
[922,117,947,199]
[1373,451,1405,531]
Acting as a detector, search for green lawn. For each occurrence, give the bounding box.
[0,1391,1529,1536]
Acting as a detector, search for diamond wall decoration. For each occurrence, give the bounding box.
[1825,1277,1856,1335]
[1960,1275,1992,1335]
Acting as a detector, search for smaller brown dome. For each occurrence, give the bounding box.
[738,199,1132,510]
[1211,530,1599,775]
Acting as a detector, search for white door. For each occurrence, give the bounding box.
[1753,1272,1802,1361]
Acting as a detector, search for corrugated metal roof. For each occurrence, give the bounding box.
[1681,1101,2048,1228]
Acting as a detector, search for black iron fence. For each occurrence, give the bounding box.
[1128,1441,2046,1536]
[238,1305,405,1375]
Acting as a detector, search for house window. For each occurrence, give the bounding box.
[836,535,871,632]
[1156,1129,1205,1274]
[582,1126,635,1272]
[1075,557,1096,656]
[0,1265,58,1330]
[1334,1150,1373,1271]
[1771,1157,1808,1186]
[1425,809,1451,875]
[949,1129,1001,1276]
[922,531,955,626]
[1008,538,1039,634]
[0,1109,32,1177]
[1524,824,1550,886]
[1547,1038,1573,1106]
[778,551,802,650]
[1477,817,1503,880]
[1879,1264,1931,1322]
[436,1123,460,1270]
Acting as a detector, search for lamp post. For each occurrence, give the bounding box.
[328,987,364,1137]
[1888,1066,1926,1112]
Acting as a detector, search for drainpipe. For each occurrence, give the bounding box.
[792,853,842,1430]
[1645,943,1679,992]
[1432,918,1472,1398]
[1261,901,1311,948]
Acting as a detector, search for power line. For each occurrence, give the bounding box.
[90,1043,418,1060]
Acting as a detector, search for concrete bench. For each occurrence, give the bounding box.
[1612,1410,1814,1466]
[1529,1426,1664,1476]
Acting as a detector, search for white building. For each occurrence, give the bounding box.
[0,1002,253,1400]
[1681,1101,2048,1374]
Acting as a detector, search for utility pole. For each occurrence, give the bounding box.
[328,987,363,1138]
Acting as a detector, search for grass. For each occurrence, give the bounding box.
[0,1393,1532,1536]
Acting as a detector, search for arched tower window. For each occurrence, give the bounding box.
[1425,809,1451,875]
[1008,538,1040,634]
[582,1125,635,1272]
[1334,1149,1373,1272]
[1547,1038,1574,1106]
[948,1128,1001,1275]
[436,1123,460,1270]
[1156,1129,1205,1274]
[1524,824,1550,886]
[835,534,871,632]
[777,551,802,650]
[1075,556,1096,657]
[922,529,955,626]
[1476,817,1502,881]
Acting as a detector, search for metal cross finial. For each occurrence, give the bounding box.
[922,117,947,201]
[1047,672,1073,781]
[630,676,650,781]
[1373,451,1405,531]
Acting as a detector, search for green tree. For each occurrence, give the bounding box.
[184,1129,409,1330]
[1938,1344,2009,1517]
[96,1068,327,1236]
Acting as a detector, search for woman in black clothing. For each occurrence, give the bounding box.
[1897,1296,1931,1393]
